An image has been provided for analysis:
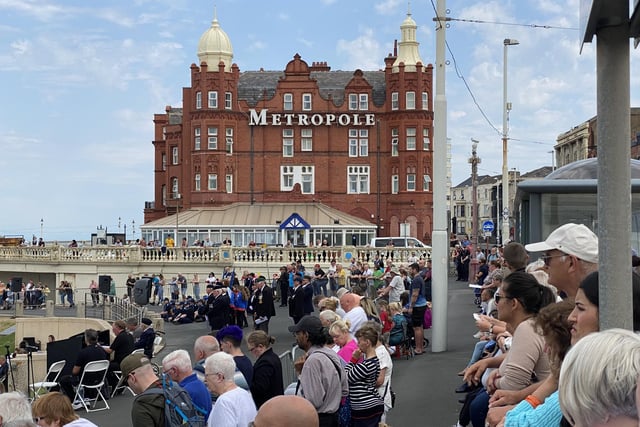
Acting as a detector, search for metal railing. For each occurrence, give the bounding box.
[82,293,145,323]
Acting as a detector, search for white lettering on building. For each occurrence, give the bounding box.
[248,109,375,127]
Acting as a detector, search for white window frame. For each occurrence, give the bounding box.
[225,174,232,193]
[302,93,312,111]
[194,127,201,150]
[172,146,178,165]
[349,129,358,157]
[225,92,232,110]
[208,174,218,190]
[407,174,416,191]
[171,177,179,195]
[349,94,358,110]
[208,91,218,109]
[391,92,399,110]
[301,129,313,151]
[359,94,368,110]
[208,127,218,150]
[359,129,368,157]
[406,91,415,110]
[391,128,399,157]
[423,127,430,151]
[301,166,314,194]
[284,93,293,110]
[283,129,294,157]
[194,173,201,191]
[195,91,202,109]
[422,91,428,110]
[392,175,399,194]
[162,153,167,171]
[281,166,294,190]
[347,165,370,194]
[406,127,416,150]
[423,175,431,191]
[226,128,233,154]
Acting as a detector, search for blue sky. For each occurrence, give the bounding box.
[0,0,636,241]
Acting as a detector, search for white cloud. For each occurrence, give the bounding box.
[10,39,30,55]
[374,0,403,15]
[336,28,382,71]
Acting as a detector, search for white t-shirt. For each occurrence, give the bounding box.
[375,345,394,411]
[387,276,405,303]
[207,386,257,427]
[344,306,368,334]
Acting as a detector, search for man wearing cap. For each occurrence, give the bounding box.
[377,266,404,303]
[525,223,598,297]
[134,318,155,359]
[289,315,348,426]
[251,276,276,333]
[206,284,231,333]
[302,274,315,316]
[289,276,306,324]
[122,353,165,426]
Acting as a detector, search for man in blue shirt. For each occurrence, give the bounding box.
[162,349,212,418]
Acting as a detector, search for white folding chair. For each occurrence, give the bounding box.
[110,370,135,398]
[30,360,66,398]
[73,360,110,412]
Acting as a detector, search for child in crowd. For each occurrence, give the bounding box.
[388,302,407,346]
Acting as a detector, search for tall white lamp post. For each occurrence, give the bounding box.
[502,38,519,244]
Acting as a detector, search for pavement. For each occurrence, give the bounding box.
[38,276,479,426]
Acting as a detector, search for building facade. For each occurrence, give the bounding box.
[143,11,435,244]
[555,108,640,168]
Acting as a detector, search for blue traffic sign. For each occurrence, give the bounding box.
[482,220,495,233]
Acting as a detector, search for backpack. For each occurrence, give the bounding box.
[141,374,207,427]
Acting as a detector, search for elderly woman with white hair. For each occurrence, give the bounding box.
[204,352,257,427]
[0,392,34,426]
[559,328,640,427]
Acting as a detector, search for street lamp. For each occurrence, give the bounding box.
[502,38,519,245]
[40,218,43,240]
[469,139,481,250]
[174,193,181,243]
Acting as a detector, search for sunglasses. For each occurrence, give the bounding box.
[540,253,566,266]
[494,293,513,304]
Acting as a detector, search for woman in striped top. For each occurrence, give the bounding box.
[346,323,385,427]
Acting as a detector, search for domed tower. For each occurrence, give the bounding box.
[197,9,233,71]
[392,9,424,72]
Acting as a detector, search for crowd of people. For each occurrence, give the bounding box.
[453,223,640,427]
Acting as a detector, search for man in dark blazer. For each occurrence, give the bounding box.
[251,276,276,333]
[301,273,314,316]
[288,276,305,324]
[206,285,231,333]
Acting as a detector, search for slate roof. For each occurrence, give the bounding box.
[237,70,388,108]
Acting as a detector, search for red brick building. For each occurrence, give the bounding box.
[144,11,434,244]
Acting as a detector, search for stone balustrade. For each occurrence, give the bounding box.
[0,245,431,267]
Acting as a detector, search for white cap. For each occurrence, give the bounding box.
[525,223,598,264]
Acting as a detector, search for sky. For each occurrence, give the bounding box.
[0,0,637,241]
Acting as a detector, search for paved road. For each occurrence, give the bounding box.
[72,277,477,426]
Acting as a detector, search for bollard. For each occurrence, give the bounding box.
[15,300,24,317]
[46,300,54,317]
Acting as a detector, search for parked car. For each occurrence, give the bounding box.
[369,237,431,249]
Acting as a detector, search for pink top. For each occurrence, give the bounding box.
[337,339,359,362]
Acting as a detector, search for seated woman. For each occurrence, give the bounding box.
[461,271,555,427]
[487,271,640,427]
[559,329,640,427]
[496,299,574,426]
[329,319,359,363]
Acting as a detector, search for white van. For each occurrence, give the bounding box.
[369,237,431,249]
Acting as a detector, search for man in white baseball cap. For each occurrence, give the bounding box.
[525,223,598,297]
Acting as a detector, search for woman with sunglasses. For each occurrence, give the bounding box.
[462,271,555,427]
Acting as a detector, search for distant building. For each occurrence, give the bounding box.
[452,166,552,244]
[555,107,640,168]
[143,10,435,246]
